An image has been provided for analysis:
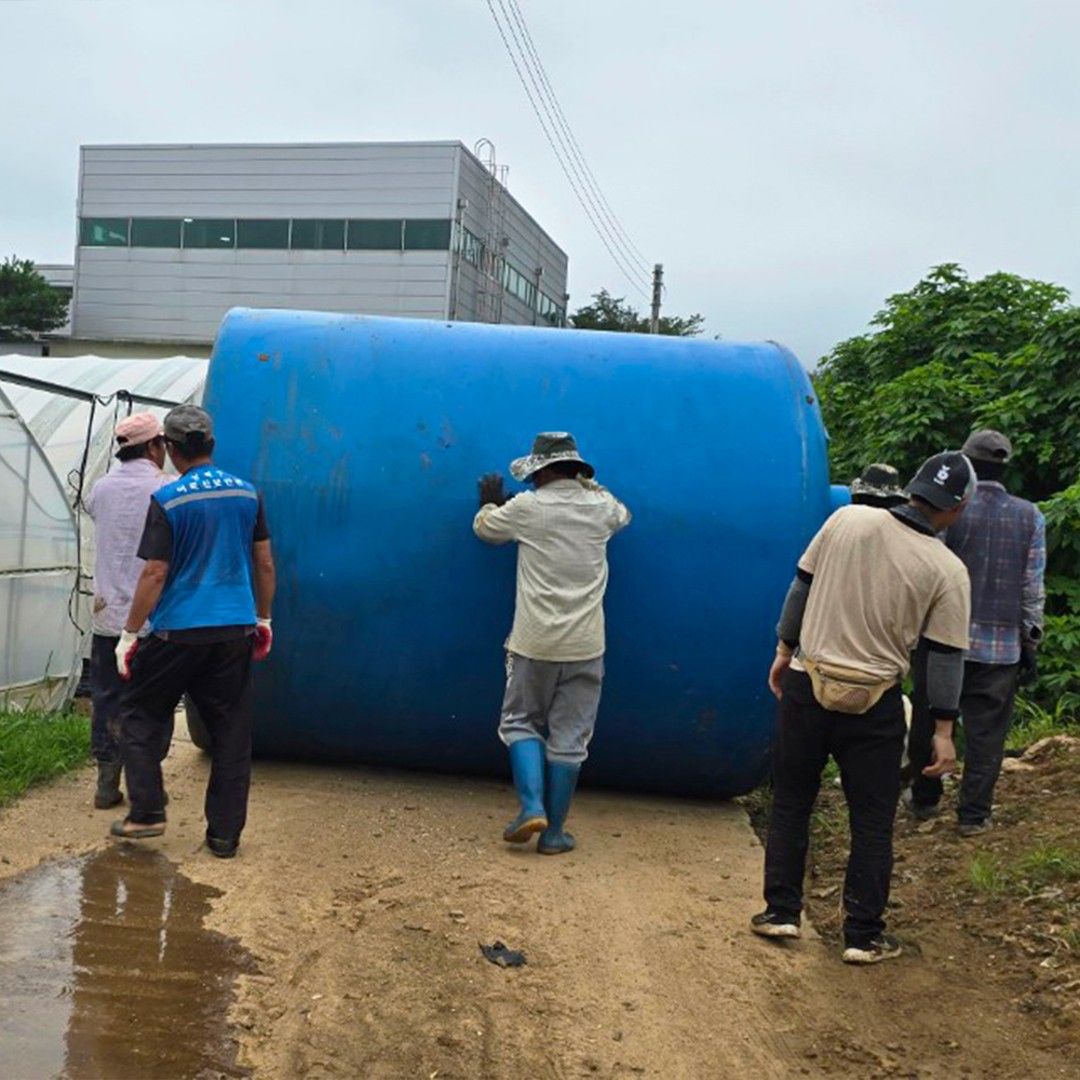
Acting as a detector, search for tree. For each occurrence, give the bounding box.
[569,289,704,337]
[0,256,69,340]
[815,264,1080,711]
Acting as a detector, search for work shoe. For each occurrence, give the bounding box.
[751,911,801,939]
[94,760,124,810]
[537,761,581,855]
[958,818,993,838]
[503,739,548,843]
[206,834,239,859]
[910,801,940,822]
[842,934,902,965]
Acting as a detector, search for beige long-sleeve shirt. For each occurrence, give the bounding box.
[473,478,632,662]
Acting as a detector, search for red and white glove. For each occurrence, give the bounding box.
[253,618,273,661]
[115,630,139,680]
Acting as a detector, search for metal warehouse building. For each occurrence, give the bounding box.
[70,141,568,345]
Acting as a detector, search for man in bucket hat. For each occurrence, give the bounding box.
[84,412,170,809]
[473,433,631,854]
[849,463,907,509]
[908,431,1046,835]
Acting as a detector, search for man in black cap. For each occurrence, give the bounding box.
[753,451,974,963]
[908,430,1046,835]
[111,404,276,858]
[473,432,631,856]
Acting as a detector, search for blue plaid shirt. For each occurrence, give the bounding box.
[965,491,1046,665]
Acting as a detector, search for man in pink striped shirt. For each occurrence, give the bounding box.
[84,413,169,809]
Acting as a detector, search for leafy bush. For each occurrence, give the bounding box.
[815,264,1080,710]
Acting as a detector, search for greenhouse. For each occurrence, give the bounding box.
[0,354,208,708]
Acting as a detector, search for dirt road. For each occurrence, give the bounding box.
[0,723,1074,1079]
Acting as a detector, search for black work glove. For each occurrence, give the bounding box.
[478,472,508,508]
[1018,644,1038,686]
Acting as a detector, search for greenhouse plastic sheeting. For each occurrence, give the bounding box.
[0,355,208,708]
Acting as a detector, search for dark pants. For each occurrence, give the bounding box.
[910,648,1019,825]
[91,634,175,766]
[120,635,254,839]
[764,669,906,948]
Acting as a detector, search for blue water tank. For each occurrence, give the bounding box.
[204,309,835,797]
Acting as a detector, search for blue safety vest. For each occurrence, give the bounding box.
[150,465,259,631]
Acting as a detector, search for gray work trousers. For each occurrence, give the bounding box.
[498,652,604,765]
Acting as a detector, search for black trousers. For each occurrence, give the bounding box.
[764,669,906,948]
[91,634,174,766]
[910,647,1019,825]
[120,635,255,839]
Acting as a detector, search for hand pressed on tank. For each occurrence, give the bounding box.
[478,473,508,508]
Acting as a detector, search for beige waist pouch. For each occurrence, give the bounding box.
[801,656,897,715]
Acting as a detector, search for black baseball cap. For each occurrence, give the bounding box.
[906,451,977,510]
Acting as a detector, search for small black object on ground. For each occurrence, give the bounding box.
[480,941,526,968]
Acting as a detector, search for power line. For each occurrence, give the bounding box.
[502,0,652,277]
[484,0,651,300]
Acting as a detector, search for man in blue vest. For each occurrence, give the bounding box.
[909,430,1046,835]
[110,404,276,858]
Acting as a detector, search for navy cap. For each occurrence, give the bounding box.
[906,451,977,510]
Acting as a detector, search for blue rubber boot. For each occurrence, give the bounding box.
[503,739,548,842]
[537,761,581,855]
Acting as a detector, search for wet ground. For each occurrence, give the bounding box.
[1,722,1075,1078]
[0,845,256,1079]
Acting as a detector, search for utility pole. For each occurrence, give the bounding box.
[649,263,663,334]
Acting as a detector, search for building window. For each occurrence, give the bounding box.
[79,218,129,246]
[182,218,236,249]
[237,219,290,249]
[130,218,182,247]
[291,219,345,250]
[347,220,403,250]
[458,226,483,265]
[404,219,452,251]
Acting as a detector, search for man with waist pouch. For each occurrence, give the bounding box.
[752,451,974,964]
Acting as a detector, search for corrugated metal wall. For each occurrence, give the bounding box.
[72,143,461,343]
[453,146,568,325]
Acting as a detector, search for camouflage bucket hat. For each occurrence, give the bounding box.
[850,463,905,501]
[509,432,595,482]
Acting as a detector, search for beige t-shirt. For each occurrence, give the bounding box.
[796,505,970,681]
[473,478,632,662]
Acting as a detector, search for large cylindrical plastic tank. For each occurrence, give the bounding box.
[204,309,836,797]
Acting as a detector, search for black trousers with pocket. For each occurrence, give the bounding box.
[120,634,255,839]
[910,647,1019,825]
[91,634,175,766]
[764,668,906,948]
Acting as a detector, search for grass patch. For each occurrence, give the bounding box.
[968,845,1080,897]
[970,851,1007,895]
[1013,846,1080,890]
[0,710,91,805]
[1006,697,1079,752]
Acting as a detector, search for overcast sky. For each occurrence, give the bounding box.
[2,0,1077,363]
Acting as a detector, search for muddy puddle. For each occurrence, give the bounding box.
[0,846,257,1079]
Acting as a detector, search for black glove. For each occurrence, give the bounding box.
[478,472,507,508]
[1018,644,1038,686]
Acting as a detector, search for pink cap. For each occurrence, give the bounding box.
[115,412,164,448]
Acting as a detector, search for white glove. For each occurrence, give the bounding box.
[115,630,139,680]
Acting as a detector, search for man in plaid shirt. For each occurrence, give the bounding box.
[909,430,1046,835]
